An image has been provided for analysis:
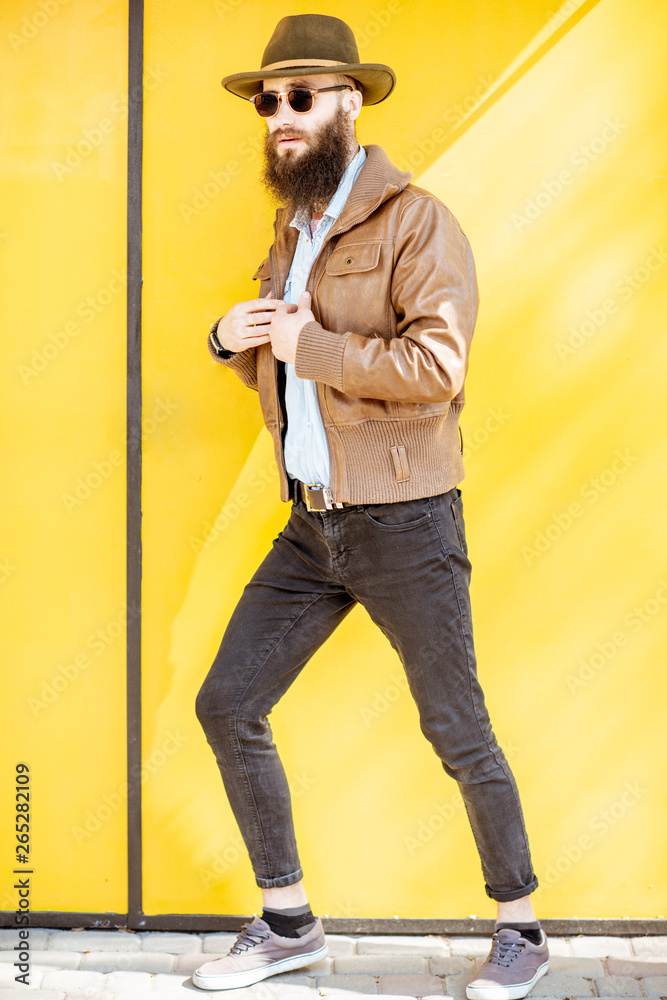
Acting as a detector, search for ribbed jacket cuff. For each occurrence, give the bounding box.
[295,321,348,390]
[207,333,257,386]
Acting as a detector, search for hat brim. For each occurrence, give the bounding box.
[221,63,395,106]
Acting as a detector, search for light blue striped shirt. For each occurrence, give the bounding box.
[283,145,367,486]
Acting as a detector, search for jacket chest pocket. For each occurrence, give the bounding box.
[320,241,389,335]
[325,241,382,275]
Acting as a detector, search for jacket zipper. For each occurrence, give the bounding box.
[306,185,398,499]
[269,246,289,496]
[270,183,399,501]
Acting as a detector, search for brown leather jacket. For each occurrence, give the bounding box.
[209,144,479,504]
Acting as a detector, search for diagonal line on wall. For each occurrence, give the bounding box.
[417,0,605,170]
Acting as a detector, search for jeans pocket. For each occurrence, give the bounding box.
[363,498,433,531]
[450,490,468,554]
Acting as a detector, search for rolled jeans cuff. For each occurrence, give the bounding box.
[485,875,539,902]
[255,867,304,889]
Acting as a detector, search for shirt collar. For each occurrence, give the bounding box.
[290,145,367,233]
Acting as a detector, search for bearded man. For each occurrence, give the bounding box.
[194,14,549,1000]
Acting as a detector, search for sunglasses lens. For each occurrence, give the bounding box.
[254,93,279,117]
[288,89,314,113]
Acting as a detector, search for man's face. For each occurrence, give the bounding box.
[261,73,361,157]
[260,73,363,218]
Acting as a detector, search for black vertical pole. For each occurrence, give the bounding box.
[126,0,144,929]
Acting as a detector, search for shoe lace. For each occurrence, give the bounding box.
[488,933,526,968]
[229,922,271,955]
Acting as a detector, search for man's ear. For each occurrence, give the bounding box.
[346,89,363,120]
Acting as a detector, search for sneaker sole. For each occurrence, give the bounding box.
[465,959,549,1000]
[192,943,328,991]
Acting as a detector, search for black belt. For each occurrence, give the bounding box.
[292,479,353,512]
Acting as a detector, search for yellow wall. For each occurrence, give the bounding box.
[1,0,129,912]
[2,0,665,920]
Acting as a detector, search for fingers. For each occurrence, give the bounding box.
[244,310,277,327]
[241,332,271,348]
[245,297,282,312]
[239,299,284,335]
[215,296,290,352]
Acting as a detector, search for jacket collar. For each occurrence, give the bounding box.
[332,144,413,236]
[270,145,412,297]
[270,145,412,294]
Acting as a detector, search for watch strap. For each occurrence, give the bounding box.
[209,318,237,359]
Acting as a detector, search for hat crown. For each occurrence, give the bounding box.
[261,14,360,69]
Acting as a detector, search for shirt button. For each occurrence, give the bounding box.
[307,421,311,427]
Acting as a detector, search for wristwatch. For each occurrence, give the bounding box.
[209,319,236,359]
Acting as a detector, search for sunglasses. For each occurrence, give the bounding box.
[250,84,353,118]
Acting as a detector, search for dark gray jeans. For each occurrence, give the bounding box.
[196,485,538,901]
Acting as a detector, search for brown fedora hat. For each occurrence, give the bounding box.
[221,14,395,106]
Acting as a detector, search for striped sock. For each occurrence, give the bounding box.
[495,921,543,946]
[262,903,316,938]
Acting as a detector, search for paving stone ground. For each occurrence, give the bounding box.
[0,929,666,999]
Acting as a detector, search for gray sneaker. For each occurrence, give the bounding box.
[466,928,549,1000]
[192,916,327,991]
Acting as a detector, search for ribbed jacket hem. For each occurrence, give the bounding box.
[325,413,464,505]
[295,321,347,390]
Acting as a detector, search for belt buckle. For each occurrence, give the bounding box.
[304,483,334,512]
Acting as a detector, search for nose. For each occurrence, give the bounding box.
[272,94,296,128]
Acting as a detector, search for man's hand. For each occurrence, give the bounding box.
[268,291,315,365]
[215,292,283,353]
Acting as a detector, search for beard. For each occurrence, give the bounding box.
[262,103,357,220]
